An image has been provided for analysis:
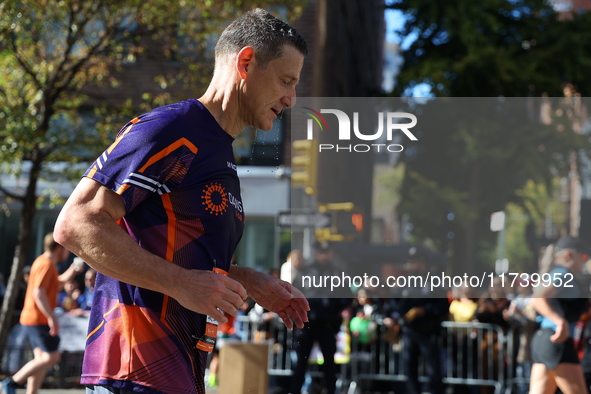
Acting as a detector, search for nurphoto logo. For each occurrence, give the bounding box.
[302,107,418,153]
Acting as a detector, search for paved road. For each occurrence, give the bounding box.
[15,389,219,394]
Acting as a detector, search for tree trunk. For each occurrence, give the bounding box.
[0,154,43,353]
[312,0,385,241]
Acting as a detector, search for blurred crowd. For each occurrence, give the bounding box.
[4,239,591,394]
[200,240,591,394]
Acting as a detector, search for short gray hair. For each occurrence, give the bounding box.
[215,8,307,68]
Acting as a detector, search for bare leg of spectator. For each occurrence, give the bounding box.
[11,348,60,394]
[528,363,557,394]
[25,348,51,394]
[554,363,588,394]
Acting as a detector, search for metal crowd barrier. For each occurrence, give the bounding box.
[441,321,505,394]
[503,322,533,394]
[345,321,507,394]
[2,316,531,393]
[233,316,525,394]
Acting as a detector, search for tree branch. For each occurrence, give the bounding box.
[8,33,43,92]
[0,184,25,201]
[50,3,96,89]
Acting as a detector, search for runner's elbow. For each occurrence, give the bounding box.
[54,205,79,248]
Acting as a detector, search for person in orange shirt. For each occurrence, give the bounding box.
[1,232,82,394]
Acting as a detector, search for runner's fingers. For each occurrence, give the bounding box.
[277,311,293,329]
[293,300,310,323]
[207,306,227,323]
[286,305,305,329]
[219,276,248,301]
[285,284,310,311]
[216,298,239,317]
[220,286,247,310]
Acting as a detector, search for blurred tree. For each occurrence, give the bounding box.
[504,178,566,272]
[385,0,591,272]
[0,0,305,352]
[397,96,589,274]
[389,0,591,97]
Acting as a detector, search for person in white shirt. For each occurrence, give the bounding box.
[280,249,303,284]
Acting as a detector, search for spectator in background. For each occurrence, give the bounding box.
[503,278,537,394]
[280,249,303,284]
[350,289,378,359]
[1,232,83,394]
[350,289,378,344]
[474,277,510,331]
[57,279,81,313]
[76,268,96,311]
[351,288,379,318]
[14,265,31,313]
[449,285,480,324]
[291,241,351,394]
[529,235,589,394]
[385,248,449,394]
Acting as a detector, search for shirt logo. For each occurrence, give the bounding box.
[202,183,228,216]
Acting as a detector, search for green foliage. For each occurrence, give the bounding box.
[390,0,591,97]
[0,0,306,185]
[504,203,533,271]
[396,97,589,267]
[386,1,591,268]
[375,163,405,207]
[504,178,565,271]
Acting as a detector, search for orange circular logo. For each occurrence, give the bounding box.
[202,183,228,215]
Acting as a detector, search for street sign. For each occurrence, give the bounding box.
[277,210,331,229]
[490,211,506,232]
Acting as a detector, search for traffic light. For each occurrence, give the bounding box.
[317,203,364,241]
[291,139,318,195]
[335,210,364,236]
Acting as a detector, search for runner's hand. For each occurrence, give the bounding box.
[245,272,310,329]
[550,319,569,343]
[173,270,247,323]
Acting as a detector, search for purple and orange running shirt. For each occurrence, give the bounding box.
[80,99,244,393]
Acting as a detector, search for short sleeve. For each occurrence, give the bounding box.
[84,114,198,213]
[30,260,54,290]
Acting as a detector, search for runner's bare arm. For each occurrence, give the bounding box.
[54,177,246,322]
